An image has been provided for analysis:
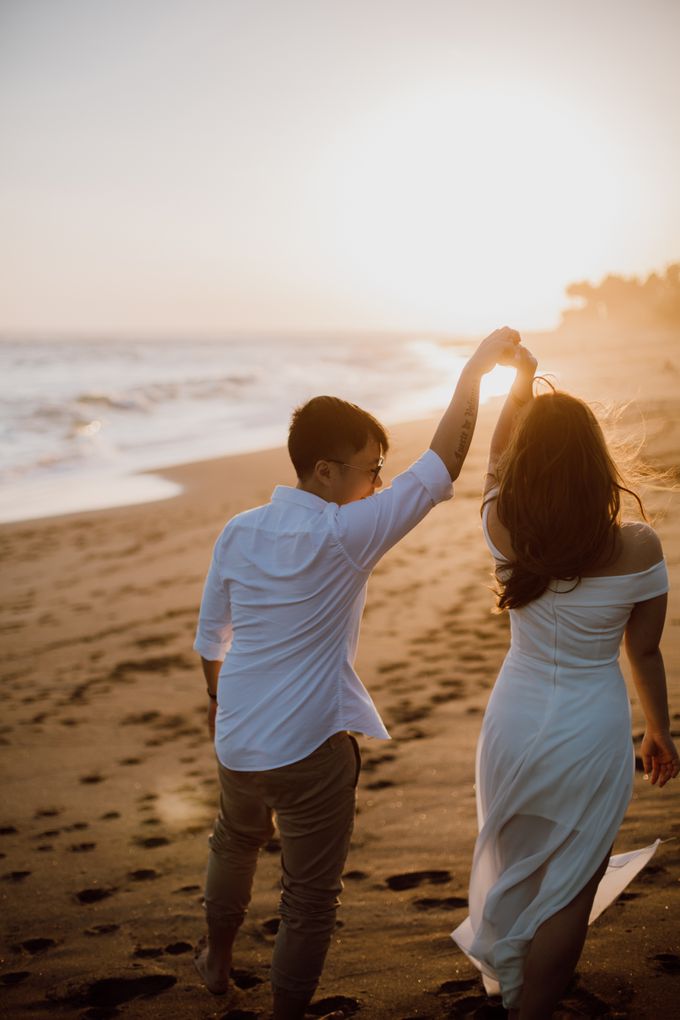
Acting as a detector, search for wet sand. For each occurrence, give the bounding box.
[1,328,679,1018]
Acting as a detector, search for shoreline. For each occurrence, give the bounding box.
[2,394,679,1018]
[5,323,680,528]
[0,409,471,529]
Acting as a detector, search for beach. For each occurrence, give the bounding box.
[1,329,679,1019]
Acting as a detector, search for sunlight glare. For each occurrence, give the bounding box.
[318,81,626,329]
[411,340,517,407]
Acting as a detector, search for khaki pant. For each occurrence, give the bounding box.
[205,731,361,997]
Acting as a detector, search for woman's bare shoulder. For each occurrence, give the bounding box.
[619,521,664,570]
[483,494,514,560]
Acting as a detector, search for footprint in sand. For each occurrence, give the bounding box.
[122,710,161,726]
[19,937,56,954]
[437,982,506,1017]
[364,779,395,791]
[416,667,445,680]
[110,654,192,683]
[386,870,451,891]
[135,634,173,649]
[1,972,31,986]
[53,974,177,1009]
[650,953,680,975]
[217,1011,260,1019]
[459,651,488,664]
[377,661,409,675]
[2,870,31,882]
[34,808,60,818]
[76,887,117,904]
[412,896,467,910]
[362,752,397,772]
[165,941,193,955]
[559,986,615,1015]
[636,862,668,884]
[430,691,463,704]
[100,811,120,820]
[0,826,18,836]
[437,978,478,995]
[128,868,159,881]
[388,703,431,726]
[70,842,96,853]
[79,774,106,784]
[231,968,265,989]
[307,995,361,1016]
[84,924,119,936]
[399,726,426,741]
[134,836,170,849]
[261,917,280,936]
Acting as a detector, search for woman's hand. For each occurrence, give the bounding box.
[208,698,217,740]
[640,729,680,787]
[509,345,537,404]
[513,345,538,378]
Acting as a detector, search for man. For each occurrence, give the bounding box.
[193,327,521,1019]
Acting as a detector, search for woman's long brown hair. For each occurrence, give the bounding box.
[491,391,646,610]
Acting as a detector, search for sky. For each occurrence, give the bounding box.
[1,0,679,336]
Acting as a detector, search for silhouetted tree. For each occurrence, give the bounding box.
[561,262,680,329]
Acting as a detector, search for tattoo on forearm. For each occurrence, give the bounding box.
[454,390,479,468]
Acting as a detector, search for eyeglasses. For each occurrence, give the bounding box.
[326,456,384,483]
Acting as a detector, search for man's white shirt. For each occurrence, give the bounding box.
[194,449,453,770]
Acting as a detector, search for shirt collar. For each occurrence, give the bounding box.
[271,485,330,511]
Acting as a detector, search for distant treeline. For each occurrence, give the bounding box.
[561,262,680,329]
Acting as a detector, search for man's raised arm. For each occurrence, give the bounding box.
[429,326,521,481]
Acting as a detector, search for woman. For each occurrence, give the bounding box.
[452,348,679,1018]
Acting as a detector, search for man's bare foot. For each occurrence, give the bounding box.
[193,946,230,994]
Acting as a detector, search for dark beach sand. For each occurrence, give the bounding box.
[1,328,679,1018]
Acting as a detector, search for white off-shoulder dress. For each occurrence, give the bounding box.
[452,501,669,1009]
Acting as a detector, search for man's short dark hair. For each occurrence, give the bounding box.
[288,395,389,480]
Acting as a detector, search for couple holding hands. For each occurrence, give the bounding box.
[193,327,678,1019]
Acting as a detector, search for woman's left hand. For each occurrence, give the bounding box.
[513,345,538,378]
[641,729,680,787]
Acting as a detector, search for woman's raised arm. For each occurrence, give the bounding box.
[483,346,537,498]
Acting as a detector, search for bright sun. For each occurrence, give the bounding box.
[315,81,626,331]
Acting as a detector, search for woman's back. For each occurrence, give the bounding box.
[484,503,668,671]
[487,499,668,669]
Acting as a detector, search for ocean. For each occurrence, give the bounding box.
[0,333,516,523]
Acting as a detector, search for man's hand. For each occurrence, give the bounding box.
[468,326,521,376]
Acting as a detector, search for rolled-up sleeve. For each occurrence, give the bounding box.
[334,449,453,571]
[193,534,233,660]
